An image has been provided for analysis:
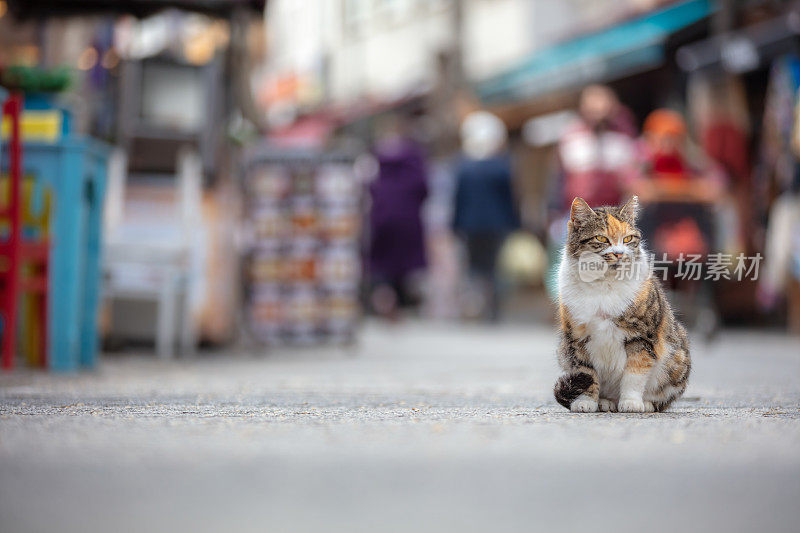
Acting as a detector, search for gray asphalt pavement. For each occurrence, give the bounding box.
[1,320,799,533]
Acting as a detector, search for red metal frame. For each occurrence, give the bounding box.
[1,91,50,370]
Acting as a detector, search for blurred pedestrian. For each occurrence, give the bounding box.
[631,108,727,257]
[757,93,800,330]
[545,85,638,298]
[637,109,726,198]
[549,85,638,218]
[452,111,519,321]
[632,108,731,337]
[368,114,429,318]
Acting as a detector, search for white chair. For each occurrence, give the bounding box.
[103,147,203,358]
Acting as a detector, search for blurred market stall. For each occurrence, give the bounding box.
[1,0,269,367]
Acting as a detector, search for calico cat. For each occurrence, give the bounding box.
[554,196,690,413]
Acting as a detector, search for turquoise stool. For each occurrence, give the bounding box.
[2,110,110,371]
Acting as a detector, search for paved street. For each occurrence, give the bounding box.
[1,320,799,533]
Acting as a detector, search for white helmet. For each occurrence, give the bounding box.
[460,111,507,159]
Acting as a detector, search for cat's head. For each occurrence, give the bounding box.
[566,196,643,271]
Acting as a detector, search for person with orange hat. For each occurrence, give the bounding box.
[634,108,726,204]
[633,109,731,336]
[633,108,729,263]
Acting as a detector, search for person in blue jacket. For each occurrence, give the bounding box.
[452,111,519,321]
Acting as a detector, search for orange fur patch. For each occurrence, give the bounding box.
[626,353,654,373]
[605,214,630,242]
[653,324,667,360]
[631,279,651,307]
[668,351,689,382]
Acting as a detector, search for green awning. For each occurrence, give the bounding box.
[477,0,715,104]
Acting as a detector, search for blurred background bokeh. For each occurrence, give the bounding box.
[2,0,800,369]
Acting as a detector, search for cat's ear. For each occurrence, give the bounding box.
[570,197,595,224]
[619,196,639,222]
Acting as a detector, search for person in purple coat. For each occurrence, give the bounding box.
[368,116,429,317]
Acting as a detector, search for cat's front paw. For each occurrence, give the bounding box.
[570,396,598,413]
[599,398,617,412]
[618,397,646,413]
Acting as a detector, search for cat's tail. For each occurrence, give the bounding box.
[553,372,594,409]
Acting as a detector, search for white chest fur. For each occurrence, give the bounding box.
[557,251,646,322]
[558,252,649,397]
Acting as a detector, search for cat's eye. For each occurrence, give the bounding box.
[594,236,609,243]
[623,235,635,243]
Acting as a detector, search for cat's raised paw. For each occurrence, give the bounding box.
[599,398,617,412]
[570,396,598,413]
[618,398,646,413]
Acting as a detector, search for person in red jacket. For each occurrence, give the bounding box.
[550,85,638,215]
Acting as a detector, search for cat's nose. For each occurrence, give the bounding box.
[612,252,624,259]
